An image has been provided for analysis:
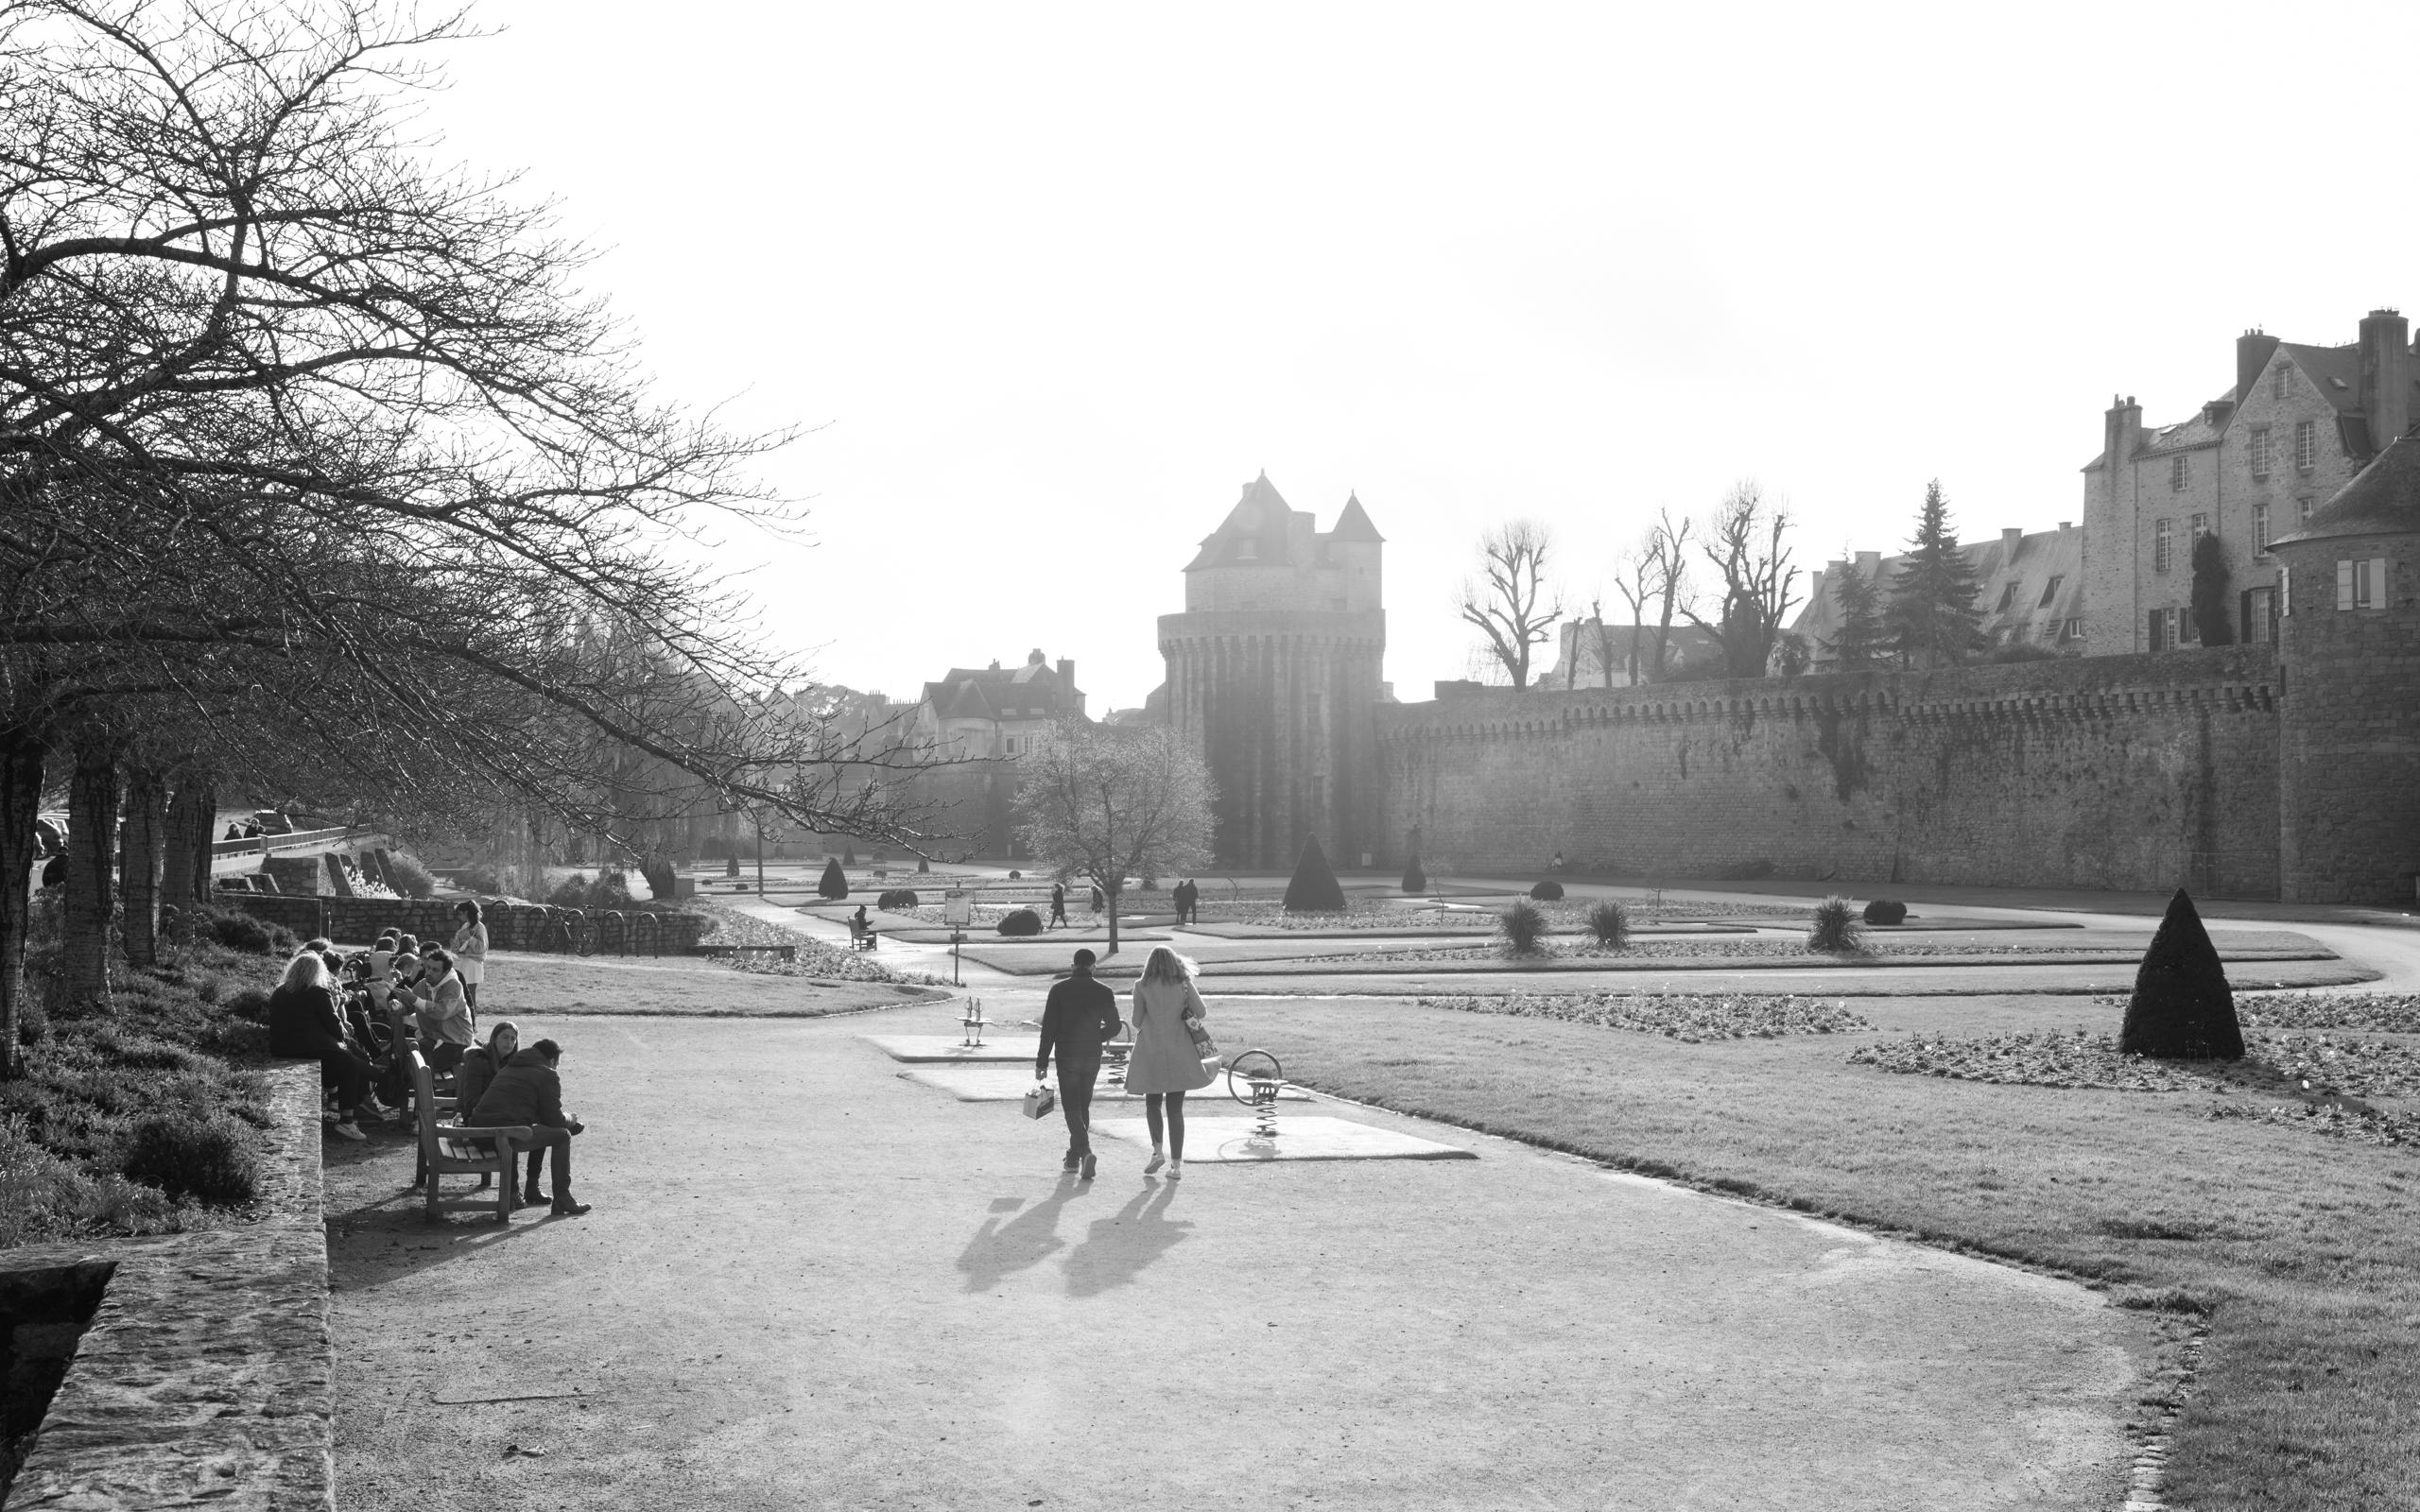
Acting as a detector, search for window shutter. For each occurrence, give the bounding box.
[2374,558,2392,608]
[2281,564,2292,617]
[2339,559,2356,610]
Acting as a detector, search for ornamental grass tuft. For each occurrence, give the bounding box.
[1584,899,1630,950]
[1806,895,1864,954]
[1499,900,1548,954]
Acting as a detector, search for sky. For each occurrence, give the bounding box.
[417,0,2420,711]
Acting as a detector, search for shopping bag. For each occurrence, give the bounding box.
[1022,1083,1056,1120]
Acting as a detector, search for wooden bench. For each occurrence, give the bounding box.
[847,916,879,952]
[407,1051,534,1224]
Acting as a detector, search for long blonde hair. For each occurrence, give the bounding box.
[280,952,327,991]
[1139,947,1194,987]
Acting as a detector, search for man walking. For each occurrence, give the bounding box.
[1035,949,1122,1180]
[1048,881,1068,930]
[1173,878,1198,926]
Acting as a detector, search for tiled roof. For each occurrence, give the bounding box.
[2270,434,2420,548]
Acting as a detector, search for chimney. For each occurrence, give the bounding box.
[2104,394,2143,486]
[1855,549,1882,576]
[1057,658,1076,689]
[2001,527,2023,558]
[2058,521,2073,534]
[2360,308,2411,453]
[2238,330,2279,407]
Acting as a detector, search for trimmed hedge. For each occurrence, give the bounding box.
[818,857,849,901]
[1861,899,1908,925]
[1283,834,1345,913]
[1529,880,1564,902]
[997,907,1043,936]
[877,888,919,910]
[2119,890,2243,1060]
[1402,853,1426,894]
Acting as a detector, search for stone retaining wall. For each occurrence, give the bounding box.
[216,895,707,954]
[1,1063,331,1510]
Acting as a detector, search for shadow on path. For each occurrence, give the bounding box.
[1064,1181,1189,1297]
[956,1174,1084,1292]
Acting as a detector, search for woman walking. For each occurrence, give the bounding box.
[451,900,490,1014]
[1126,947,1216,1178]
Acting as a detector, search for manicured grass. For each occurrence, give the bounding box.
[1203,991,2420,1512]
[486,955,947,1017]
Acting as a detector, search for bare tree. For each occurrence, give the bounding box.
[1607,509,1693,685]
[1457,521,1564,691]
[1013,724,1213,958]
[1683,482,1801,679]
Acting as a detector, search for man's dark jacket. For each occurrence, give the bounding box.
[1035,971,1122,1079]
[268,984,348,1058]
[469,1048,571,1129]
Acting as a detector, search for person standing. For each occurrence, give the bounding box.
[1034,948,1122,1180]
[1048,881,1068,930]
[451,900,490,1014]
[1126,947,1217,1179]
[268,952,374,1141]
[466,1038,590,1216]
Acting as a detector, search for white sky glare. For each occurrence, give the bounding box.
[422,0,2420,710]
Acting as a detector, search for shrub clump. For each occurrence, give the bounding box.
[818,856,850,901]
[877,888,920,910]
[2118,889,2243,1060]
[1806,896,1864,954]
[1499,900,1548,954]
[996,907,1044,936]
[121,1113,260,1208]
[1529,880,1564,902]
[1401,853,1426,894]
[1584,900,1629,950]
[383,850,437,899]
[1861,899,1907,925]
[196,907,298,957]
[1283,833,1346,913]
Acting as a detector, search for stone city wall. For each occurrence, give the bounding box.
[1375,645,2281,897]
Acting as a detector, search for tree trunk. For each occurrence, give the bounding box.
[161,780,215,916]
[60,738,120,1007]
[1105,877,1120,958]
[0,728,45,1079]
[120,765,166,968]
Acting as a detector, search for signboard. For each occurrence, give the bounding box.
[943,888,973,928]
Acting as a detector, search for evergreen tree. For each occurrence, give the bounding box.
[1283,833,1347,913]
[1888,480,1986,666]
[818,856,849,900]
[1825,555,1889,670]
[2118,890,2243,1059]
[2189,532,2236,645]
[1402,852,1427,894]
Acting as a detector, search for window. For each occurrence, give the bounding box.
[2295,419,2318,471]
[2249,427,2273,477]
[2148,609,2168,651]
[2037,575,2064,608]
[1004,735,1019,757]
[2153,518,2174,573]
[2275,365,2291,400]
[2170,454,2190,490]
[1996,581,2018,611]
[2190,512,2209,540]
[2242,587,2276,644]
[2254,502,2272,553]
[2060,616,2083,642]
[2179,606,2200,644]
[2338,558,2392,610]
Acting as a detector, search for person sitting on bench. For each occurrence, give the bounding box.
[409,948,475,1073]
[455,1020,546,1201]
[848,904,878,950]
[466,1038,590,1217]
[268,952,374,1142]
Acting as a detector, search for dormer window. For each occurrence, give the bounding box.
[2037,575,2064,608]
[1996,582,2018,611]
[2274,365,2290,400]
[1236,540,1258,561]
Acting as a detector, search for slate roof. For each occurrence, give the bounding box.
[919,658,1081,723]
[1331,492,1385,543]
[1184,472,1300,570]
[2269,435,2420,548]
[2082,340,2420,471]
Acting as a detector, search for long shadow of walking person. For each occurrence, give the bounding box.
[957,1177,1084,1294]
[1063,1182,1190,1299]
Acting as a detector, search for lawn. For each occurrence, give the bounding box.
[482,955,947,1018]
[1200,989,2420,1512]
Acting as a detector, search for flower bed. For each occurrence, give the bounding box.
[1418,991,1871,1041]
[686,900,945,985]
[2164,991,2420,1034]
[1848,1029,2207,1091]
[2206,1100,2420,1148]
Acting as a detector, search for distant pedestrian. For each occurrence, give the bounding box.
[1034,948,1122,1180]
[1127,947,1216,1179]
[450,900,490,1015]
[1048,882,1068,929]
[1173,879,1199,926]
[1089,883,1104,915]
[224,822,244,841]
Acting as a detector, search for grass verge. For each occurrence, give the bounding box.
[1205,991,2420,1512]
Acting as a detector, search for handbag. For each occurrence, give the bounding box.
[1184,1013,1220,1065]
[1022,1083,1056,1120]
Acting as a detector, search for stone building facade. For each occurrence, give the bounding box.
[1157,473,1386,869]
[1789,524,2086,670]
[2083,309,2420,656]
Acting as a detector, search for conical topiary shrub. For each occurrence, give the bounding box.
[1402,852,1426,894]
[818,856,849,901]
[1283,833,1346,913]
[2118,889,2243,1060]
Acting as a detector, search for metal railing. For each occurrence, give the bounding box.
[209,826,387,860]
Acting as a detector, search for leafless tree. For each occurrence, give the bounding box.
[1013,724,1213,957]
[0,1,964,1063]
[1457,521,1564,692]
[1683,482,1801,680]
[1608,509,1694,686]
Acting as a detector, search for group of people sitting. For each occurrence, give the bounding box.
[262,900,589,1216]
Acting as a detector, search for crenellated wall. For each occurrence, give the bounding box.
[1374,645,2282,897]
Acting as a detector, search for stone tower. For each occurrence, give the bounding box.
[1158,473,1386,869]
[2270,434,2420,902]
